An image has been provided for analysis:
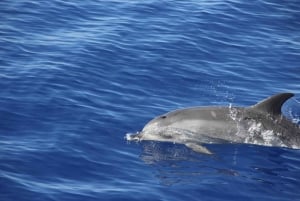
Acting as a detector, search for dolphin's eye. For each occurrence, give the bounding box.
[161,115,167,119]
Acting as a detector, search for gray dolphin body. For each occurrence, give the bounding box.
[126,93,300,154]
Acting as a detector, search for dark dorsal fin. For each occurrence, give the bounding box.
[250,93,294,115]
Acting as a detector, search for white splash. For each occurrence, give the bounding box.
[229,104,237,121]
[245,119,286,147]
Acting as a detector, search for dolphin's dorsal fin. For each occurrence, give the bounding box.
[250,93,294,115]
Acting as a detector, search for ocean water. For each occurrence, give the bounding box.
[1,0,300,201]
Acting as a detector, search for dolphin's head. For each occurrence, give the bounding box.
[126,113,183,142]
[142,114,172,131]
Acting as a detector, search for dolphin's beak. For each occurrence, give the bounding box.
[126,132,142,141]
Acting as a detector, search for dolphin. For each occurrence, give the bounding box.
[126,93,300,154]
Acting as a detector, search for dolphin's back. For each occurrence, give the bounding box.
[243,93,300,147]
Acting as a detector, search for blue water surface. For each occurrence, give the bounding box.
[1,0,300,201]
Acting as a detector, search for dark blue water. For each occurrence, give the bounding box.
[1,1,300,200]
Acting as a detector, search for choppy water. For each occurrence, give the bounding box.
[1,1,300,201]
